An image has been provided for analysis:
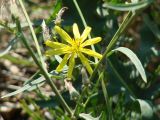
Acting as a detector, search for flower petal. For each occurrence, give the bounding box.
[56,54,70,72]
[81,48,102,59]
[81,37,101,47]
[80,26,91,43]
[73,23,80,39]
[67,53,75,78]
[45,48,70,56]
[45,40,67,49]
[78,52,93,75]
[54,26,73,44]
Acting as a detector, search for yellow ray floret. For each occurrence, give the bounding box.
[68,53,75,78]
[56,54,70,72]
[54,26,73,45]
[81,37,101,47]
[45,23,102,78]
[73,23,80,39]
[45,40,67,49]
[80,26,91,43]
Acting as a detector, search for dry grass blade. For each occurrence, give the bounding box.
[0,0,24,22]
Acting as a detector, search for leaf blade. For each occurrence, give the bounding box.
[0,37,17,57]
[79,113,101,120]
[104,0,154,11]
[1,76,45,98]
[112,47,147,83]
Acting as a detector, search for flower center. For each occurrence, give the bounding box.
[71,39,81,52]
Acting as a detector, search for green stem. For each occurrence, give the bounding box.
[73,0,87,29]
[16,20,73,116]
[83,92,98,107]
[73,87,87,116]
[0,22,14,33]
[100,71,113,120]
[73,0,98,63]
[18,0,46,69]
[108,59,136,98]
[83,70,102,108]
[90,11,135,82]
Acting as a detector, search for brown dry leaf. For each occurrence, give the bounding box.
[0,0,25,22]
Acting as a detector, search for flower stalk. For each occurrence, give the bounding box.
[15,19,73,117]
[89,11,136,82]
[73,0,98,63]
[18,0,46,70]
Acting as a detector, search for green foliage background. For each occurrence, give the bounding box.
[0,0,160,120]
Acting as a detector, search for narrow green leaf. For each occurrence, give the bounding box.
[1,84,31,98]
[1,70,63,98]
[1,54,35,66]
[0,37,17,57]
[143,14,160,40]
[20,100,45,120]
[46,0,62,24]
[107,59,136,97]
[100,73,108,105]
[79,113,101,120]
[0,22,31,30]
[104,0,153,11]
[100,72,113,120]
[112,47,147,83]
[1,76,45,98]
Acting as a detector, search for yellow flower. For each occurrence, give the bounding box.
[45,23,102,78]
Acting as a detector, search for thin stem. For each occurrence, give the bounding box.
[73,0,87,29]
[16,20,73,116]
[73,87,87,116]
[100,71,113,120]
[83,70,102,108]
[18,0,46,69]
[0,22,14,33]
[73,0,98,63]
[107,59,136,98]
[90,11,136,82]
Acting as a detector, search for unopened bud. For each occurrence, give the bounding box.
[54,7,68,25]
[64,79,79,100]
[81,67,90,86]
[41,20,50,41]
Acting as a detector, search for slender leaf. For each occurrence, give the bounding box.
[104,0,153,11]
[1,84,31,98]
[0,37,17,57]
[143,14,160,40]
[112,47,147,83]
[1,54,35,66]
[1,70,64,98]
[100,72,113,120]
[107,59,136,97]
[79,113,101,120]
[20,100,45,120]
[1,76,45,98]
[136,99,153,118]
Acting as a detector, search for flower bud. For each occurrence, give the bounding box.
[54,7,68,25]
[41,20,50,41]
[81,67,90,86]
[64,79,79,100]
